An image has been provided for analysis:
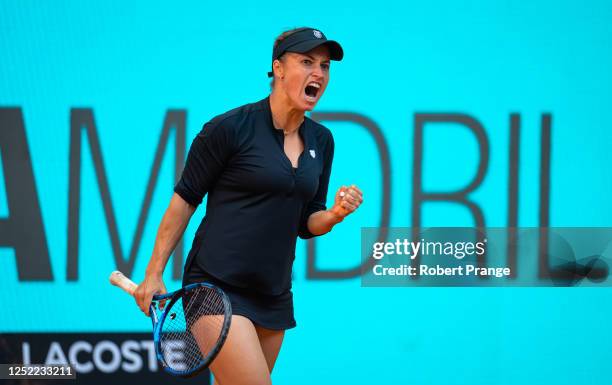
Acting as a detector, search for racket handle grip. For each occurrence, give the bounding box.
[109,271,138,296]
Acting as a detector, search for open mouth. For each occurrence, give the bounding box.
[304,82,321,101]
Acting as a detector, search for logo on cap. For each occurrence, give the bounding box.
[313,30,323,39]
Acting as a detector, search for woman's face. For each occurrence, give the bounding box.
[274,45,331,111]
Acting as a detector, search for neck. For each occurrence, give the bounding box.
[269,89,304,134]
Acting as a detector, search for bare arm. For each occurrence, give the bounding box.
[134,193,196,315]
[144,193,196,276]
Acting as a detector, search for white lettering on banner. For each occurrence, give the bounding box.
[22,339,164,373]
[45,342,68,365]
[163,340,186,371]
[140,340,158,371]
[69,341,94,373]
[121,340,143,373]
[93,340,121,373]
[21,343,31,365]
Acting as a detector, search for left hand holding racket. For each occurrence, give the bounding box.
[134,273,168,316]
[109,271,232,377]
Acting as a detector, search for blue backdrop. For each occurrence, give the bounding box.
[1,1,611,384]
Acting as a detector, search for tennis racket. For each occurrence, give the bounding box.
[109,271,232,377]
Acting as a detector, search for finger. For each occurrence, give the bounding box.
[341,201,357,212]
[137,295,148,316]
[348,185,363,197]
[347,187,363,200]
[143,292,154,316]
[350,190,364,205]
[139,291,150,315]
[134,287,146,314]
[158,287,168,311]
[343,193,359,205]
[345,190,364,205]
[351,194,363,205]
[345,190,361,204]
[341,202,356,212]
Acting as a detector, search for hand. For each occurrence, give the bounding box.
[331,184,363,220]
[134,273,167,316]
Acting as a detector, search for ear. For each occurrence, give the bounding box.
[272,59,284,79]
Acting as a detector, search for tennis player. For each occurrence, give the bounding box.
[135,27,362,385]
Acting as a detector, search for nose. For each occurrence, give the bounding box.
[312,64,324,79]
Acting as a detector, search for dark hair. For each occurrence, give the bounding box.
[270,27,308,88]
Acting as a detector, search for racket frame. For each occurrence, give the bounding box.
[151,282,232,377]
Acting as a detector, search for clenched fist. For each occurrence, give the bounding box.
[331,184,363,220]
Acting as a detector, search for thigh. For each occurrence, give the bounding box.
[255,325,285,373]
[197,315,271,385]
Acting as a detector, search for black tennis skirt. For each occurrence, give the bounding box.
[182,261,296,330]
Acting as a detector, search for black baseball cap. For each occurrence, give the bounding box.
[267,27,344,77]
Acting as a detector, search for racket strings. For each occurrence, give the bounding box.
[158,286,228,372]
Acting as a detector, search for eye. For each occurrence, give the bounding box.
[321,63,330,71]
[302,59,313,65]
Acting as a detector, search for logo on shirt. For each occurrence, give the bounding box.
[309,149,316,158]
